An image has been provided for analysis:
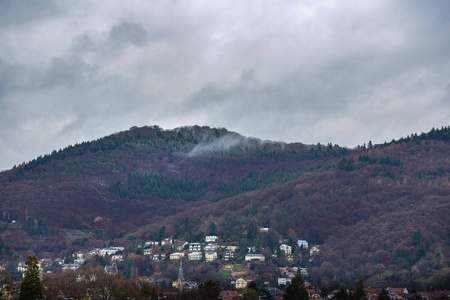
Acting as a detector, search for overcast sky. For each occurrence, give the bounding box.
[1,0,449,171]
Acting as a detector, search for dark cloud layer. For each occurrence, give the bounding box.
[0,0,449,170]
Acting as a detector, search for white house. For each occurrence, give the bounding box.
[111,254,124,262]
[189,243,202,251]
[144,249,153,256]
[205,251,218,262]
[297,240,309,249]
[245,254,265,262]
[205,236,218,243]
[17,262,26,273]
[280,244,292,255]
[204,243,219,251]
[300,268,308,277]
[99,248,119,257]
[278,278,292,286]
[169,252,185,260]
[145,241,159,247]
[310,245,320,256]
[188,252,203,261]
[161,238,173,246]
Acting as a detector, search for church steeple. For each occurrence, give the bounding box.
[177,259,184,281]
[172,259,185,290]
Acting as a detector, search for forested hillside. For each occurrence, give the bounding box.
[0,125,449,288]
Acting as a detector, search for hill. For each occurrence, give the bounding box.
[0,125,449,288]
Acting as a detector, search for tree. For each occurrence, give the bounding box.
[378,288,390,300]
[283,275,308,300]
[335,285,349,300]
[353,279,367,300]
[320,286,330,299]
[198,279,219,300]
[20,255,43,300]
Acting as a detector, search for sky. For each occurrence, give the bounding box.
[1,0,449,171]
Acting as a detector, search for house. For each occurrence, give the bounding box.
[259,227,269,233]
[247,246,256,253]
[389,288,408,299]
[161,238,173,246]
[111,254,124,262]
[152,254,165,261]
[145,241,159,247]
[223,250,236,261]
[280,244,292,255]
[62,264,81,271]
[169,252,185,260]
[223,245,239,252]
[173,241,188,252]
[188,252,203,261]
[205,251,218,262]
[279,238,289,244]
[143,248,153,256]
[278,278,292,286]
[17,262,26,273]
[300,268,308,277]
[235,278,248,289]
[310,245,320,256]
[99,247,120,257]
[220,290,240,299]
[205,236,218,243]
[298,240,309,249]
[189,243,202,252]
[104,263,118,275]
[245,254,265,262]
[204,243,219,251]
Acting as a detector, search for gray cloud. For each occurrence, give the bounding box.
[0,0,449,170]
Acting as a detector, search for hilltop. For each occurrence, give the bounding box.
[0,125,449,289]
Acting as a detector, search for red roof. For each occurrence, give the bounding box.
[219,290,240,299]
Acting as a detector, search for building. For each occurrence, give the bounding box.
[235,278,248,289]
[161,238,173,246]
[169,252,185,260]
[205,236,218,243]
[300,268,308,277]
[298,240,309,249]
[188,243,202,252]
[188,252,203,261]
[205,251,218,262]
[62,264,81,271]
[145,241,159,247]
[111,254,124,262]
[204,243,219,251]
[173,241,188,252]
[310,245,320,256]
[280,244,292,255]
[104,263,118,275]
[245,254,265,262]
[172,260,185,290]
[278,278,292,286]
[220,290,240,299]
[223,250,236,261]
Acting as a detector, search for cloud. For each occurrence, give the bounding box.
[0,0,449,170]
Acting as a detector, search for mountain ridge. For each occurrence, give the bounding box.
[0,125,449,288]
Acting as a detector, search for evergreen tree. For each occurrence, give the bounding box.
[320,287,330,300]
[353,279,367,300]
[283,274,309,300]
[335,286,349,300]
[20,255,43,300]
[198,279,219,300]
[378,288,390,300]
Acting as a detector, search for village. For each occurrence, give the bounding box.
[11,229,448,300]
